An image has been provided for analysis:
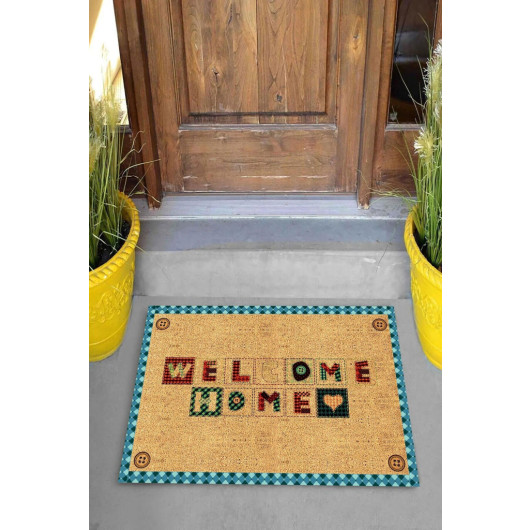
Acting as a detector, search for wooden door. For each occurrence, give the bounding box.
[115,0,370,196]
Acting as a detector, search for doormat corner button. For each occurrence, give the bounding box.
[388,454,405,472]
[372,318,388,331]
[156,318,170,331]
[134,452,151,468]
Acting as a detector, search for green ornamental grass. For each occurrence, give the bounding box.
[89,81,127,271]
[408,41,442,270]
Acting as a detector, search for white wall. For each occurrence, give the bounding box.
[89,0,127,118]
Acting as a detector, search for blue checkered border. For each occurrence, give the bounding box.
[119,305,419,487]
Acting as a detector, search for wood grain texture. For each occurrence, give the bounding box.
[357,0,386,208]
[369,0,417,197]
[118,0,162,207]
[335,0,369,192]
[169,0,191,121]
[181,0,258,114]
[141,0,183,192]
[259,0,339,125]
[113,0,140,141]
[372,0,398,188]
[323,0,340,122]
[375,127,417,194]
[257,0,328,115]
[434,0,442,45]
[116,0,378,197]
[180,126,337,192]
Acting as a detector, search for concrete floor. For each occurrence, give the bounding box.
[90,296,441,530]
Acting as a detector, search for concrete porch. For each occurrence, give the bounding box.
[90,196,441,530]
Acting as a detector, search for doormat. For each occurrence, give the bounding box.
[119,305,418,486]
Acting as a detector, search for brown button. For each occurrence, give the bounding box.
[134,451,151,469]
[156,318,170,331]
[372,318,388,331]
[388,454,406,472]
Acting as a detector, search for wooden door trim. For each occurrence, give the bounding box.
[357,0,386,207]
[140,0,184,193]
[357,0,442,208]
[335,0,369,193]
[179,123,337,131]
[434,0,442,46]
[113,0,162,207]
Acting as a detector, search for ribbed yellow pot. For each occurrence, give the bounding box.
[89,193,140,362]
[404,211,442,369]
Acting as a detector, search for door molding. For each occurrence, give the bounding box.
[114,0,163,208]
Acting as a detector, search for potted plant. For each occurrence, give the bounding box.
[89,81,140,362]
[404,42,442,369]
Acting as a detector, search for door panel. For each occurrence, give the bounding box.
[257,0,328,114]
[180,125,337,191]
[182,0,259,114]
[258,0,339,125]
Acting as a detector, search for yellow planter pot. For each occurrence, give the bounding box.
[89,193,140,362]
[404,211,442,369]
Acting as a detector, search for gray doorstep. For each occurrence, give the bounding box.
[90,296,441,530]
[134,249,411,299]
[132,196,411,299]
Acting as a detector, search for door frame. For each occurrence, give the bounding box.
[358,0,442,207]
[114,0,441,208]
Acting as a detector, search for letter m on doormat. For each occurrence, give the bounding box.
[162,357,195,384]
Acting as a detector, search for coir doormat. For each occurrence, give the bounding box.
[119,305,418,486]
